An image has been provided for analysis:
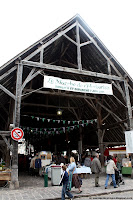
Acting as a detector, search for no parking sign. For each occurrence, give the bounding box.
[11,127,24,141]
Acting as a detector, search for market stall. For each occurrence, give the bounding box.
[0,162,11,186]
[104,147,132,175]
[122,158,132,175]
[76,166,92,178]
[0,170,11,181]
[45,164,91,179]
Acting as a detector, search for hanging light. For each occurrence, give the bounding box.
[57,94,63,115]
[57,108,62,116]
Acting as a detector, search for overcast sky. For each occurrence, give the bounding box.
[0,0,133,78]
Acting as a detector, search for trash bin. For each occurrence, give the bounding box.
[51,165,61,185]
[44,173,48,187]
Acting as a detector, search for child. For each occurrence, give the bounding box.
[59,165,73,200]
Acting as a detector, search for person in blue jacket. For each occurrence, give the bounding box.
[59,165,73,200]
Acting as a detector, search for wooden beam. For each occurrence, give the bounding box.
[113,94,127,107]
[63,33,77,46]
[80,41,92,47]
[103,118,128,130]
[84,98,97,112]
[113,81,126,101]
[124,78,132,129]
[107,62,111,75]
[21,68,36,91]
[102,113,110,122]
[78,23,123,78]
[22,89,96,100]
[104,97,127,130]
[60,44,70,58]
[0,131,10,136]
[97,101,122,122]
[0,84,15,100]
[62,60,77,68]
[68,108,79,120]
[11,62,23,189]
[21,68,43,91]
[76,21,82,70]
[103,142,125,146]
[0,66,17,81]
[14,63,23,125]
[24,22,77,61]
[22,111,57,118]
[1,135,13,152]
[21,102,78,109]
[40,49,44,63]
[22,60,124,81]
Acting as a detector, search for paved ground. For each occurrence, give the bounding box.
[0,173,133,200]
[75,191,133,200]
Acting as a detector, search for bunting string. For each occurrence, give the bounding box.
[20,120,97,136]
[20,123,86,136]
[21,114,97,125]
[20,115,97,136]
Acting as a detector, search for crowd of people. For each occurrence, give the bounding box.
[25,151,124,200]
[60,153,123,200]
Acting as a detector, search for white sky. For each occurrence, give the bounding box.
[0,0,133,78]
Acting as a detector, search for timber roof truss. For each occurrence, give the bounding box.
[0,14,133,149]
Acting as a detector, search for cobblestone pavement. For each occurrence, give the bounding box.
[0,173,133,200]
[75,190,133,200]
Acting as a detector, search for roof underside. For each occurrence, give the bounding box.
[0,14,133,152]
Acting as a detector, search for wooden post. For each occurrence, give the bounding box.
[96,100,105,168]
[65,127,71,162]
[97,129,105,168]
[10,62,23,189]
[76,21,82,71]
[124,78,132,129]
[5,98,15,168]
[124,77,133,178]
[5,138,10,168]
[78,124,83,163]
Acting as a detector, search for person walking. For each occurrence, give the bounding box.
[68,156,82,193]
[105,155,118,189]
[59,165,73,200]
[91,153,102,187]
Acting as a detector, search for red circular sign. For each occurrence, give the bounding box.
[11,128,24,141]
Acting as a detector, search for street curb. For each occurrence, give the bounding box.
[75,188,133,198]
[44,188,133,200]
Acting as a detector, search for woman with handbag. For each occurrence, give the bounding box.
[68,157,82,193]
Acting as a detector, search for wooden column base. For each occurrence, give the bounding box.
[9,180,19,189]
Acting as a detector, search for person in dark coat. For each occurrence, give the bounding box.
[84,154,91,167]
[59,165,73,200]
[91,153,102,187]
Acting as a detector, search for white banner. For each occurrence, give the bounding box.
[43,75,113,95]
[125,130,133,153]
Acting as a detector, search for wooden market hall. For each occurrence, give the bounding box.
[0,14,133,189]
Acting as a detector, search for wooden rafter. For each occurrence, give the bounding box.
[0,84,15,100]
[22,89,96,100]
[22,60,124,81]
[76,21,82,70]
[78,23,123,78]
[0,66,17,81]
[24,22,77,61]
